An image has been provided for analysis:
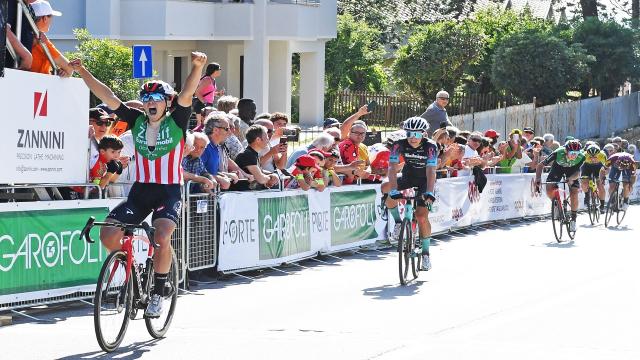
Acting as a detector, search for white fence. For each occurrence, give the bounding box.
[451,92,640,140]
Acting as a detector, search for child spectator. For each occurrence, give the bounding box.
[285,155,324,191]
[307,150,328,191]
[322,149,342,187]
[72,135,123,197]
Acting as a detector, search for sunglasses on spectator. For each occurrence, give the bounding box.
[351,130,366,136]
[406,131,423,139]
[215,126,230,132]
[140,93,166,103]
[91,119,112,127]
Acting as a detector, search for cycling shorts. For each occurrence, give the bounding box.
[547,163,581,189]
[608,167,633,183]
[580,163,603,180]
[396,175,428,208]
[107,182,183,226]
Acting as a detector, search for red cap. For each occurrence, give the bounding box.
[370,149,390,170]
[484,129,500,138]
[296,155,320,170]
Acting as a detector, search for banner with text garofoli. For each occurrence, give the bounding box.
[217,185,387,272]
[0,69,89,184]
[0,199,123,308]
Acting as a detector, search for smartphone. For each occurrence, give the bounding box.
[279,137,288,145]
[367,100,377,112]
[513,134,520,142]
[282,128,296,136]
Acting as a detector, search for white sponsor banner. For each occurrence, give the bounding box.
[0,69,89,184]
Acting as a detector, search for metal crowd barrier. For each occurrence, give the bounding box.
[185,182,218,271]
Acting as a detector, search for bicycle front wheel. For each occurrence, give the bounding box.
[587,191,596,225]
[94,250,132,353]
[411,221,421,280]
[551,198,563,242]
[605,191,617,228]
[145,251,179,338]
[398,219,411,286]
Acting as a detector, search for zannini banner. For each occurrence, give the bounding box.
[0,69,89,184]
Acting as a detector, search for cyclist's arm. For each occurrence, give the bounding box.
[426,166,436,194]
[177,52,208,108]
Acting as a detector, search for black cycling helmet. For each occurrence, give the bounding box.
[586,145,600,156]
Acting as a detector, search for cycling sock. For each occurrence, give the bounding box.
[599,199,605,207]
[389,207,401,222]
[420,238,430,256]
[153,272,168,296]
[624,198,629,204]
[571,211,577,220]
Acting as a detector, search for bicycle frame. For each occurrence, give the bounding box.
[107,230,155,301]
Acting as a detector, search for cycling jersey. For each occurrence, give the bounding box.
[584,150,607,166]
[607,152,635,170]
[114,104,190,185]
[389,138,438,179]
[542,147,585,168]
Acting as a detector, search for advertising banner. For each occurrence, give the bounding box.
[0,199,122,306]
[0,69,89,184]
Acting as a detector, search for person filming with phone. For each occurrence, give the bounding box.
[420,90,453,137]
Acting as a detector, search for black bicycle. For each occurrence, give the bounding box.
[80,217,179,352]
[542,181,576,242]
[582,175,601,225]
[604,179,628,227]
[389,188,425,285]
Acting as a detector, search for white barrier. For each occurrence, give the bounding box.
[0,69,90,184]
[217,172,640,273]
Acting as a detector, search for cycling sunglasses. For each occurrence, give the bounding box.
[406,131,423,139]
[140,93,166,103]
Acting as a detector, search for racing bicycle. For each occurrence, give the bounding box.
[80,217,179,352]
[542,180,576,242]
[582,175,600,225]
[388,188,426,286]
[604,179,628,227]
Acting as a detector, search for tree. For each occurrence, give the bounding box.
[325,14,387,93]
[464,8,552,93]
[572,18,640,98]
[491,29,592,105]
[66,29,140,107]
[392,21,486,104]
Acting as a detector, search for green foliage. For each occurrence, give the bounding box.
[65,29,140,107]
[325,14,388,93]
[572,18,640,98]
[464,8,552,93]
[392,21,486,104]
[491,28,593,104]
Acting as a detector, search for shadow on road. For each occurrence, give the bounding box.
[544,240,576,248]
[57,338,161,360]
[362,281,427,300]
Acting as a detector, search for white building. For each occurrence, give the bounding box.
[48,0,337,127]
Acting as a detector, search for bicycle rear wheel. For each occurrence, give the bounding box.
[551,198,563,242]
[398,219,411,286]
[94,250,132,353]
[145,251,179,338]
[605,191,617,228]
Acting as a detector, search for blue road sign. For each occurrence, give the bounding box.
[132,45,153,79]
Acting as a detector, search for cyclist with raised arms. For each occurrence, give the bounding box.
[535,140,585,232]
[70,52,208,318]
[381,117,438,271]
[580,144,607,213]
[606,151,637,211]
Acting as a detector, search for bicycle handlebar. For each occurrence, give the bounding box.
[79,216,159,248]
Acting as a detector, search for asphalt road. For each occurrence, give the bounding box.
[2,205,639,360]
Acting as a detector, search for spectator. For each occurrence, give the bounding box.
[629,144,639,162]
[368,142,391,179]
[237,98,256,126]
[446,126,459,144]
[182,132,216,194]
[419,90,452,137]
[439,143,465,178]
[458,130,471,139]
[484,129,500,146]
[73,135,123,197]
[542,133,555,156]
[460,132,487,176]
[307,150,328,191]
[522,127,535,147]
[322,149,343,187]
[194,63,224,128]
[254,119,287,172]
[201,113,237,189]
[234,125,280,189]
[496,129,523,174]
[256,112,272,121]
[454,135,468,145]
[611,136,623,151]
[323,118,340,130]
[268,112,290,146]
[339,120,371,184]
[339,105,371,141]
[5,24,33,70]
[603,143,616,157]
[223,113,245,160]
[217,95,238,113]
[5,0,35,70]
[287,132,334,168]
[284,155,324,191]
[621,139,629,151]
[323,127,342,149]
[30,0,73,77]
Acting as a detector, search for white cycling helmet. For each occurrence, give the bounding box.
[403,116,429,132]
